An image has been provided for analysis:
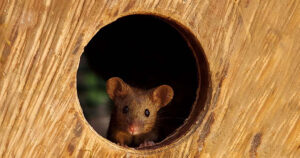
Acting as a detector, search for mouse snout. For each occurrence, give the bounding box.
[128,123,141,135]
[129,125,136,134]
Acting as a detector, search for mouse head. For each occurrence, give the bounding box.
[106,77,174,135]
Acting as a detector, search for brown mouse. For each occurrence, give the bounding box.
[106,77,174,148]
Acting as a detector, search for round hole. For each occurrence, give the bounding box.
[77,14,210,149]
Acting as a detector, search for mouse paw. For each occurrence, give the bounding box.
[117,143,128,148]
[138,141,155,148]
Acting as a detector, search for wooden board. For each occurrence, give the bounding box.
[0,0,299,157]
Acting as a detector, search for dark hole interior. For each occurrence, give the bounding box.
[77,15,199,146]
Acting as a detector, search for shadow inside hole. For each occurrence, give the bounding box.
[77,15,199,145]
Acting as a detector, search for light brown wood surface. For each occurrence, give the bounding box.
[0,0,299,157]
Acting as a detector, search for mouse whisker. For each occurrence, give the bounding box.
[157,116,185,120]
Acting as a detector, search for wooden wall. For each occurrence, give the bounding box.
[0,0,299,157]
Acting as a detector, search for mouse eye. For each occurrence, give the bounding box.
[144,109,150,117]
[123,106,129,114]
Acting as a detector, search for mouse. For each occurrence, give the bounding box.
[106,77,174,148]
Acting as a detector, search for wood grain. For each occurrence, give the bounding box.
[0,0,299,157]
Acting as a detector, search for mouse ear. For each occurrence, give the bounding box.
[106,77,129,100]
[152,85,174,108]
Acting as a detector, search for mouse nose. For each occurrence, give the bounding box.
[128,124,137,135]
